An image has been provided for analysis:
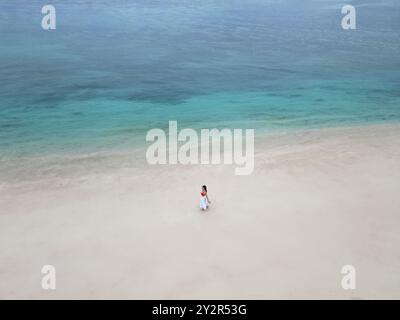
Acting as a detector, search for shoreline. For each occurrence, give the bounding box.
[1,121,400,188]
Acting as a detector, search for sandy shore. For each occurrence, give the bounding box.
[1,123,400,299]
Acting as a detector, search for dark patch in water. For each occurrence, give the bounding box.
[125,89,191,105]
[0,122,22,129]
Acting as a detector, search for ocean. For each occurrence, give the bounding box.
[1,0,400,171]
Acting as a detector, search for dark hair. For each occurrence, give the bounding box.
[202,185,207,192]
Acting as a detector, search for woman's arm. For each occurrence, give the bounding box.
[206,194,211,203]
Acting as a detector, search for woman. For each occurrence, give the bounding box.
[199,185,211,211]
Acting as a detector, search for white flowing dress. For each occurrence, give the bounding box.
[199,194,209,210]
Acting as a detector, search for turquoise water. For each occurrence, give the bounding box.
[1,0,400,160]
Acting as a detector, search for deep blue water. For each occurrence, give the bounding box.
[1,0,400,160]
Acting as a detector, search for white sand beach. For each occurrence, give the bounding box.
[1,123,400,299]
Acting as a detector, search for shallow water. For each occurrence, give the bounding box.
[1,0,400,161]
